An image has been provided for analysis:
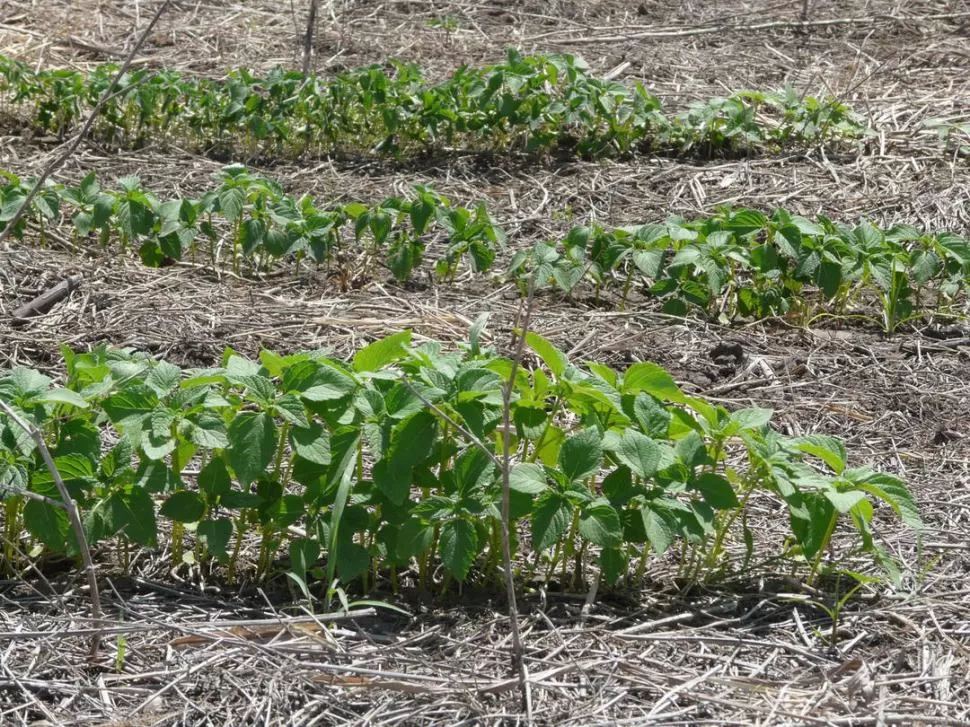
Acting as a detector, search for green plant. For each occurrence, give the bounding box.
[0,52,868,161]
[510,207,970,333]
[0,165,504,284]
[0,334,922,598]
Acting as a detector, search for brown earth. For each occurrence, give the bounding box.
[2,1,970,724]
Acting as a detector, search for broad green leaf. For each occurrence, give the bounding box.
[288,537,321,587]
[791,435,847,475]
[509,463,547,494]
[290,422,331,465]
[24,499,70,551]
[102,385,158,430]
[730,407,773,432]
[513,404,547,440]
[525,332,567,378]
[789,493,834,557]
[586,362,618,388]
[578,500,622,547]
[37,388,89,409]
[395,517,435,560]
[439,518,478,581]
[335,540,370,583]
[108,487,157,546]
[623,362,685,402]
[850,471,923,528]
[298,364,357,402]
[160,490,205,523]
[675,430,710,469]
[612,429,660,479]
[32,453,95,492]
[602,466,637,504]
[632,393,671,438]
[0,462,28,498]
[372,459,410,506]
[690,472,739,509]
[198,456,232,500]
[226,411,276,485]
[390,409,437,472]
[219,186,245,222]
[186,412,229,449]
[198,518,232,560]
[641,505,677,554]
[825,488,867,513]
[599,547,629,586]
[532,492,572,551]
[558,429,602,483]
[452,447,495,495]
[353,331,412,373]
[146,361,182,395]
[2,366,50,398]
[274,394,310,428]
[237,374,275,405]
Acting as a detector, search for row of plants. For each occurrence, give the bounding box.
[0,165,505,281]
[0,330,921,597]
[510,207,970,334]
[5,164,969,332]
[0,50,868,158]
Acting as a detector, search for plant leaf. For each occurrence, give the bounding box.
[532,492,572,551]
[160,490,205,523]
[558,429,602,483]
[439,518,477,581]
[579,499,622,547]
[226,411,276,485]
[623,362,685,402]
[612,429,660,479]
[353,331,412,372]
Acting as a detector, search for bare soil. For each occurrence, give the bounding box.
[2,1,970,724]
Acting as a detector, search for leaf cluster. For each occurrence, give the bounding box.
[0,51,868,160]
[0,332,921,593]
[0,166,504,281]
[510,207,970,332]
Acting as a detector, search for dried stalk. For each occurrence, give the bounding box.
[400,284,536,716]
[0,400,104,656]
[302,0,319,75]
[501,282,536,718]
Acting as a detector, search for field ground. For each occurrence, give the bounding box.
[2,0,970,724]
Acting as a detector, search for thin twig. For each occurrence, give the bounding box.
[400,289,535,717]
[524,11,970,44]
[501,281,535,719]
[0,399,104,657]
[0,0,173,245]
[398,378,504,471]
[302,0,319,75]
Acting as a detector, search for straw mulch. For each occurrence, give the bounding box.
[2,1,970,724]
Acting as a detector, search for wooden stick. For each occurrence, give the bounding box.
[302,0,319,75]
[12,275,82,323]
[0,400,104,657]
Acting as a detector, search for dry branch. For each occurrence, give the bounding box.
[302,0,319,75]
[527,10,970,44]
[11,274,82,323]
[0,399,103,657]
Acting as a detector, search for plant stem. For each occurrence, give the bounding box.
[0,399,104,656]
[808,508,840,586]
